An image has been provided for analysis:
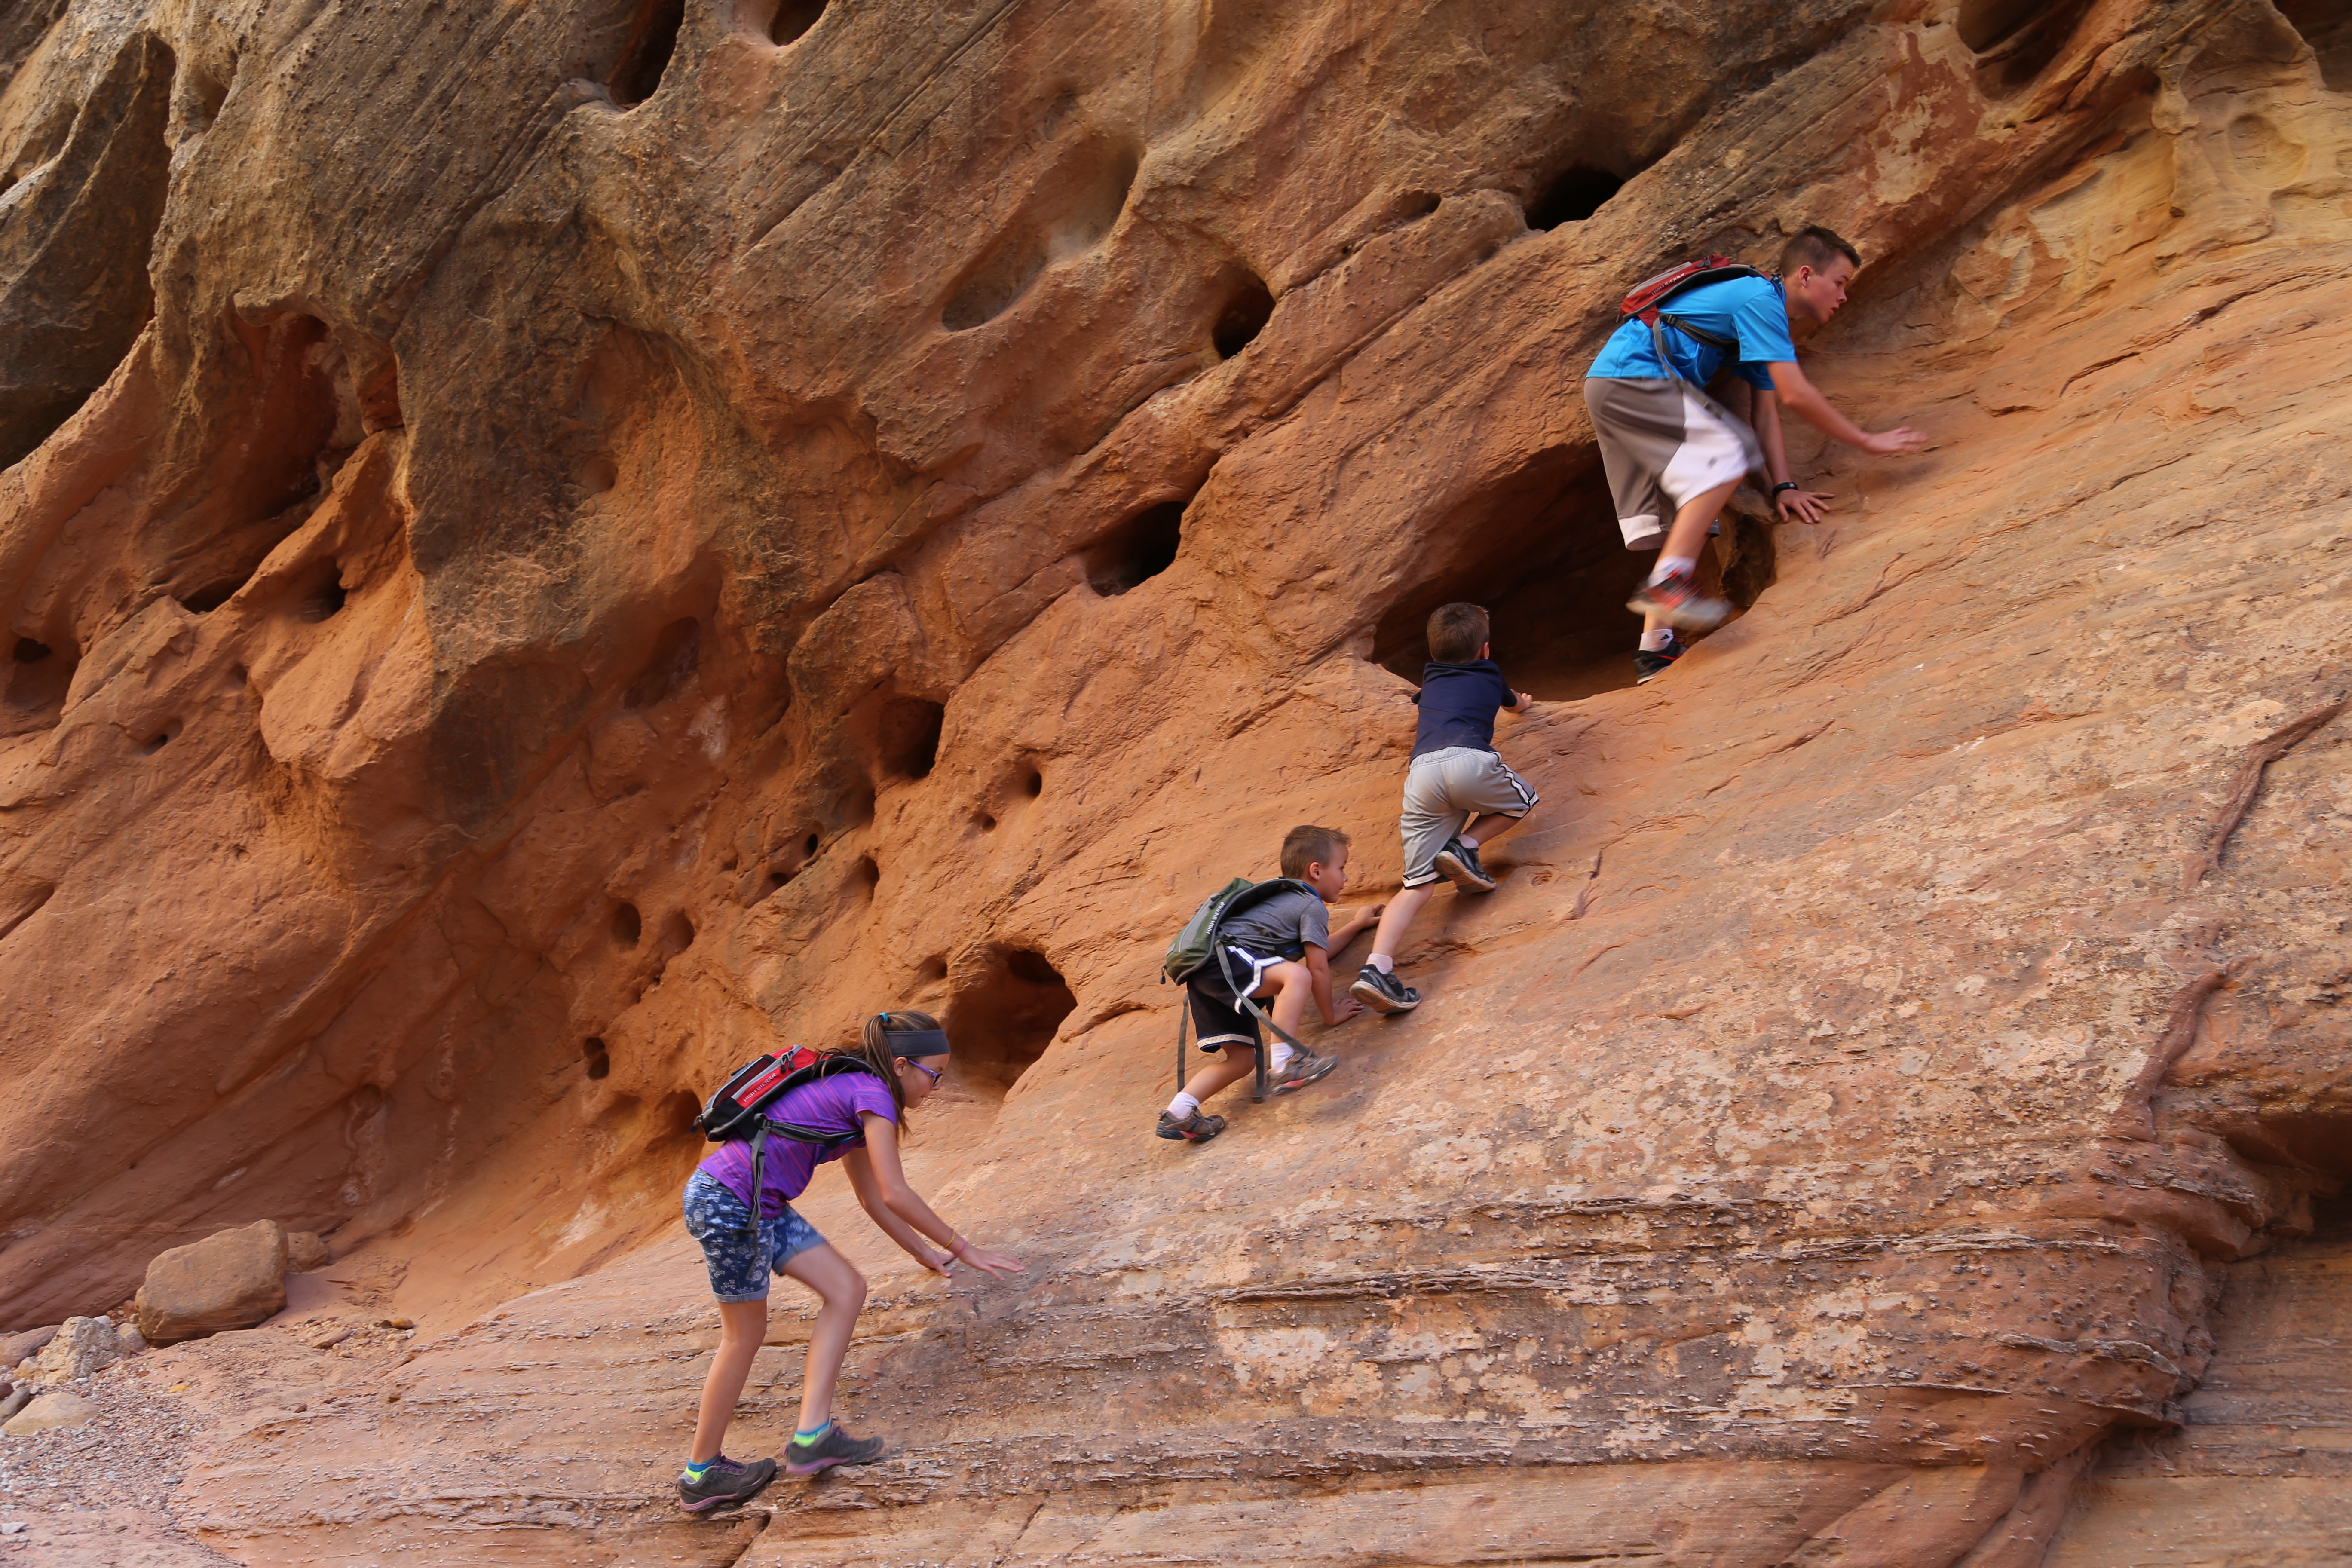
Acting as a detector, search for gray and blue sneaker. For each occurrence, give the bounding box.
[677,1454,777,1512]
[1433,836,1497,892]
[1350,965,1421,1014]
[784,1423,888,1476]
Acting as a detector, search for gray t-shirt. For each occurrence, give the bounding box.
[1218,882,1330,962]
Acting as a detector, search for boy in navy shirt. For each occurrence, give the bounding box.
[1584,226,1927,677]
[1350,603,1537,1014]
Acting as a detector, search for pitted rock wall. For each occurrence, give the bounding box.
[1,0,2348,1563]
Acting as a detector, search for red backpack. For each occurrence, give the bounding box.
[1620,255,1764,352]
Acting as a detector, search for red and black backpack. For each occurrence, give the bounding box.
[694,1048,884,1234]
[1620,255,1766,355]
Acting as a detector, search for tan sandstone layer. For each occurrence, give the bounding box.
[2,0,2349,1563]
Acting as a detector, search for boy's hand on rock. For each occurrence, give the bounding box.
[1862,427,1927,456]
[1516,691,1535,711]
[1776,488,1833,523]
[1328,996,1364,1025]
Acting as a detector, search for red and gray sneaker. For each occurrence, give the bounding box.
[1270,1046,1339,1095]
[677,1454,777,1512]
[1156,1108,1228,1142]
[783,1423,888,1477]
[1634,633,1685,684]
[1626,570,1730,631]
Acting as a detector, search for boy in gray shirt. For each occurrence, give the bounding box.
[1157,825,1382,1144]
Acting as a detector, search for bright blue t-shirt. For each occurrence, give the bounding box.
[1586,275,1796,391]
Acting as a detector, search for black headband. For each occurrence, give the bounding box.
[884,1027,951,1059]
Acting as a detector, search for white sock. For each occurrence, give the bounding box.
[1648,554,1699,587]
[1369,953,1395,974]
[1269,1042,1294,1072]
[1639,627,1673,652]
[1167,1092,1200,1120]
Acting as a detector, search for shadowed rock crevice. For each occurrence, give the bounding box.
[1525,164,1626,230]
[1083,496,1189,597]
[1211,273,1276,358]
[1372,448,1669,701]
[0,30,173,467]
[948,945,1076,1090]
[767,0,831,47]
[2278,0,2352,91]
[605,0,685,107]
[1,636,74,738]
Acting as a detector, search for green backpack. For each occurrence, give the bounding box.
[1161,876,1313,1101]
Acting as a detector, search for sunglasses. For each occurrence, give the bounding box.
[903,1059,945,1087]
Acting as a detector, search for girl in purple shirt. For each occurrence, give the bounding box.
[676,1010,1023,1511]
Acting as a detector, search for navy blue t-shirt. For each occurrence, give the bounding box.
[1411,659,1516,758]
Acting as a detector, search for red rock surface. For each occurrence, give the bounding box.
[1,0,2348,1562]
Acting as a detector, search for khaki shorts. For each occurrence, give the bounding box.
[1400,747,1538,889]
[1584,376,1763,550]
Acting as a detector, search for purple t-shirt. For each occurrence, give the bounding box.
[697,1071,900,1220]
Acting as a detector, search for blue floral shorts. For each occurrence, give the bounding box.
[682,1170,827,1302]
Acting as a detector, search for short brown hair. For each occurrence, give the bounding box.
[1781,225,1860,276]
[1280,825,1351,879]
[1427,602,1490,663]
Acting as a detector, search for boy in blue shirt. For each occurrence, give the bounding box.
[1585,226,1928,678]
[1349,603,1537,1014]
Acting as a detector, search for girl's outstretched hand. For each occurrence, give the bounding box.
[956,1245,1025,1279]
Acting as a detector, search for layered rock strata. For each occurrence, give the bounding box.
[1,0,2348,1563]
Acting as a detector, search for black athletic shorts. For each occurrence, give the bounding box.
[1185,945,1281,1054]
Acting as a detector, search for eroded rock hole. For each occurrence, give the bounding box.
[805,833,821,855]
[297,568,348,622]
[141,720,182,753]
[878,696,945,781]
[583,1038,612,1081]
[4,638,76,737]
[915,954,948,986]
[1959,0,2095,90]
[1371,446,1770,701]
[1526,165,1624,230]
[659,910,695,956]
[854,855,881,893]
[948,946,1078,1090]
[606,0,685,107]
[1211,276,1275,359]
[1084,499,1186,596]
[611,902,643,948]
[180,582,241,613]
[941,139,1139,331]
[1024,768,1044,797]
[770,0,829,46]
[2279,0,2352,91]
[624,619,700,708]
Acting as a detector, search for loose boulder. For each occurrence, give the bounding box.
[136,1220,289,1346]
[287,1231,331,1273]
[3,1388,98,1435]
[0,1325,58,1369]
[22,1316,125,1384]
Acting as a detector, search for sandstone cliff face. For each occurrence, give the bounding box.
[2,0,2349,1562]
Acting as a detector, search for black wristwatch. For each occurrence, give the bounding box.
[1771,481,1801,496]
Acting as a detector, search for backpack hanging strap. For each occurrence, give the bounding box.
[1174,989,1190,1096]
[1216,943,1309,1104]
[743,1124,769,1239]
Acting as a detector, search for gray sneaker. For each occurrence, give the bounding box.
[1433,837,1497,892]
[1350,965,1421,1014]
[677,1454,777,1512]
[783,1423,888,1476]
[1270,1046,1339,1095]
